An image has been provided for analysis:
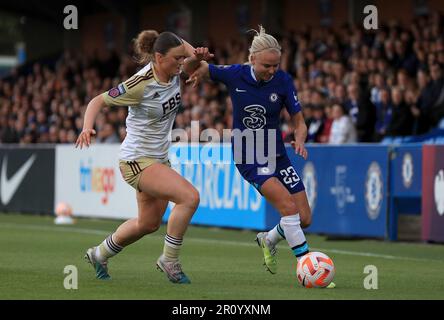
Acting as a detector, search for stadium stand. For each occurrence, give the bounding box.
[1,11,444,145]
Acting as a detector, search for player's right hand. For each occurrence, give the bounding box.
[291,140,308,160]
[75,129,96,149]
[194,47,214,61]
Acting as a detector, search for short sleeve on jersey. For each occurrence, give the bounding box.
[102,73,153,107]
[209,64,241,84]
[284,74,302,115]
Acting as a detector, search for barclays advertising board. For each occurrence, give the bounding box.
[163,144,266,229]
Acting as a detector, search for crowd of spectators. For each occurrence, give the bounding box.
[1,12,444,145]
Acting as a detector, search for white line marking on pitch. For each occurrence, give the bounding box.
[1,222,442,263]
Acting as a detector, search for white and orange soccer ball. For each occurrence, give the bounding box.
[54,202,74,225]
[296,252,335,288]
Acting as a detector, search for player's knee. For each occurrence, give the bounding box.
[185,187,200,211]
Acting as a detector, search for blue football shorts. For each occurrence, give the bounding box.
[235,155,305,195]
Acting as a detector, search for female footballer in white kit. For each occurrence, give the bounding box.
[76,30,212,284]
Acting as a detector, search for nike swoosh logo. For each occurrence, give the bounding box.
[290,182,299,188]
[1,154,37,205]
[236,88,246,92]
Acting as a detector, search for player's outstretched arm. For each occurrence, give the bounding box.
[186,61,210,88]
[290,112,308,160]
[181,39,213,76]
[182,48,213,77]
[75,94,106,149]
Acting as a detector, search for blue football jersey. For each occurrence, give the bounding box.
[209,64,301,164]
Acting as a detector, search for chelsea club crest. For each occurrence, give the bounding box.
[402,153,413,188]
[303,162,317,211]
[269,93,278,102]
[365,162,383,220]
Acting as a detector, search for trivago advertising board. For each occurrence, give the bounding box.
[55,144,138,219]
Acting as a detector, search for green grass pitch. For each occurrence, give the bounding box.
[1,213,443,300]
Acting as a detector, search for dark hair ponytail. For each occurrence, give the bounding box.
[134,30,159,65]
[133,30,183,65]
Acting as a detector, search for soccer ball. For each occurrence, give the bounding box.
[54,202,74,225]
[296,252,335,288]
[56,202,72,217]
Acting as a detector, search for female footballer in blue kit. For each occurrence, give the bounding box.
[188,26,332,285]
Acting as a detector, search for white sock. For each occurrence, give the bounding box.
[266,223,285,245]
[163,234,183,262]
[280,214,309,259]
[94,233,123,263]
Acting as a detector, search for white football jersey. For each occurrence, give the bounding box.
[102,62,181,161]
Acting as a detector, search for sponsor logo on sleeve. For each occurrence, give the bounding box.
[108,83,126,98]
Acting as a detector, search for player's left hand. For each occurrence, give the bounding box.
[186,74,199,88]
[291,140,308,160]
[75,128,96,149]
[194,47,214,61]
[186,67,204,88]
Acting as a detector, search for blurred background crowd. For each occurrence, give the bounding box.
[1,11,444,145]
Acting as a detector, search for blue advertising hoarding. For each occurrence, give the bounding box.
[388,144,422,240]
[286,145,390,238]
[163,144,390,237]
[163,144,267,229]
[390,144,422,198]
